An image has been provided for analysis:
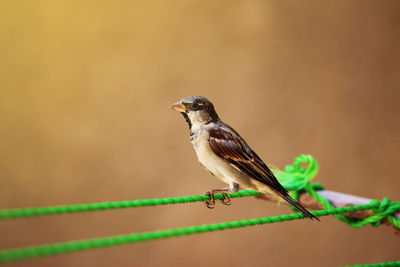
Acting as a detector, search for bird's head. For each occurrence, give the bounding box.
[170,96,219,129]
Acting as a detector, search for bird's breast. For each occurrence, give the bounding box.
[190,127,240,185]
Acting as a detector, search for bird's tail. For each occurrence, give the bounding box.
[280,193,320,221]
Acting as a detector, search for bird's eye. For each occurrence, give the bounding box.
[191,102,202,110]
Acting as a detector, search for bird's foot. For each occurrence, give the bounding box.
[221,193,231,206]
[204,190,231,209]
[204,191,216,209]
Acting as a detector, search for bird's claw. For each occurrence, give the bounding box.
[221,193,231,206]
[204,191,216,209]
[204,191,231,208]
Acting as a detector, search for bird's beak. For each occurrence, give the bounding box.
[170,101,187,112]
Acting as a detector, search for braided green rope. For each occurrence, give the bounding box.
[0,190,262,219]
[0,155,316,220]
[345,260,400,267]
[1,155,399,230]
[1,155,399,264]
[0,203,385,263]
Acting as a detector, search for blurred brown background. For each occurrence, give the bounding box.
[1,1,399,266]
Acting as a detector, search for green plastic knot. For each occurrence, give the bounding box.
[274,155,400,230]
[274,154,320,193]
[373,198,390,212]
[365,198,400,228]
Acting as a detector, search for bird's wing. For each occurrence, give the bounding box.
[208,124,287,195]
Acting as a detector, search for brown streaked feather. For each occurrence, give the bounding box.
[208,123,319,220]
[208,124,288,196]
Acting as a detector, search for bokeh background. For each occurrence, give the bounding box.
[1,1,399,266]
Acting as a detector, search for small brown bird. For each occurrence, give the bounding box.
[171,96,318,220]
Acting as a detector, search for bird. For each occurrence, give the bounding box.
[170,96,318,220]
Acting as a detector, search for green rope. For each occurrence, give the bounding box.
[0,190,262,219]
[0,203,384,263]
[1,155,399,264]
[0,155,316,220]
[1,155,399,230]
[345,260,400,267]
